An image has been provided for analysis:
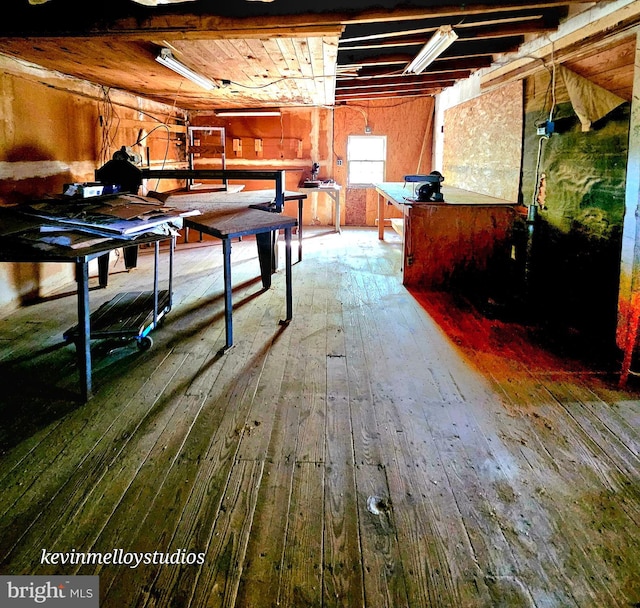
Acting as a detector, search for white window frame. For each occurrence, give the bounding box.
[347,135,387,187]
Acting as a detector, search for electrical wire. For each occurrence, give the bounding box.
[132,124,171,146]
[532,133,549,207]
[223,76,328,90]
[98,87,121,167]
[548,38,557,124]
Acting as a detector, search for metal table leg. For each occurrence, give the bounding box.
[222,237,233,351]
[285,226,293,321]
[298,199,303,261]
[75,260,92,401]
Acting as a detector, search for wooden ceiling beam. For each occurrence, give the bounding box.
[336,73,468,88]
[0,25,344,44]
[337,62,478,79]
[336,80,455,95]
[458,18,555,40]
[338,54,414,68]
[339,55,491,76]
[335,88,442,101]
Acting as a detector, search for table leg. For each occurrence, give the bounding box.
[168,235,175,309]
[97,253,109,288]
[334,191,341,233]
[222,237,233,351]
[378,192,385,240]
[152,241,159,326]
[285,226,293,321]
[75,261,92,401]
[272,230,278,272]
[123,245,139,269]
[256,231,273,289]
[298,199,303,261]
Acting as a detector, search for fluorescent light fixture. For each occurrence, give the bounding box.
[404,26,458,75]
[215,109,281,117]
[155,48,217,90]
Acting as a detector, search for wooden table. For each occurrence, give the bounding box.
[298,184,342,233]
[0,207,179,401]
[375,182,518,288]
[184,205,298,352]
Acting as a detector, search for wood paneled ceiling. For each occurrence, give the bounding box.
[0,1,619,111]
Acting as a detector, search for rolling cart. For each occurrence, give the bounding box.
[64,236,175,351]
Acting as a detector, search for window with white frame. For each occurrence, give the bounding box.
[347,135,386,186]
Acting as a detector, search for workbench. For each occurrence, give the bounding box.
[375,182,519,288]
[0,202,182,401]
[183,204,298,352]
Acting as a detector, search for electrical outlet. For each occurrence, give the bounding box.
[337,158,343,166]
[536,121,554,136]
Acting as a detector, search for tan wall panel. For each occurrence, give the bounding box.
[443,82,522,202]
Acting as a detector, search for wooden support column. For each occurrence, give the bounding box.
[617,28,640,386]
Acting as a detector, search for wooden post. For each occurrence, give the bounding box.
[618,30,640,386]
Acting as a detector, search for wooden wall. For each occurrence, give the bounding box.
[519,37,634,357]
[190,108,335,225]
[0,56,186,309]
[442,81,523,202]
[333,98,435,226]
[193,97,435,228]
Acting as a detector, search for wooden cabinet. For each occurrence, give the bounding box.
[376,182,519,290]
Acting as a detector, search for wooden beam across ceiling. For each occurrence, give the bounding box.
[336,73,468,88]
[339,56,492,77]
[335,83,448,100]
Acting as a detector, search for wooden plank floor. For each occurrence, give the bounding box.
[0,227,639,607]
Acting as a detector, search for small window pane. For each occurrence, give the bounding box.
[349,161,385,184]
[348,136,385,160]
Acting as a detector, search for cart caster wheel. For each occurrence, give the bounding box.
[138,336,153,351]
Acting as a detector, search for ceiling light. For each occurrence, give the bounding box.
[155,48,217,90]
[404,26,458,75]
[215,109,281,117]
